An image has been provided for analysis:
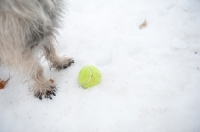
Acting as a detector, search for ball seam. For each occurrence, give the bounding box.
[83,67,92,86]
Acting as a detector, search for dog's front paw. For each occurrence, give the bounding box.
[34,83,56,100]
[51,57,74,71]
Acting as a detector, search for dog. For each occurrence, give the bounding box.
[0,0,74,100]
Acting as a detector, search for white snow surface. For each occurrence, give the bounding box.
[1,0,200,132]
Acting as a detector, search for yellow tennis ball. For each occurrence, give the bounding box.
[78,66,101,88]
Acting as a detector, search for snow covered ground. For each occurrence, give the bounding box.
[1,0,200,131]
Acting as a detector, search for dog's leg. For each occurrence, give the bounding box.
[31,65,56,100]
[19,52,56,100]
[43,39,74,71]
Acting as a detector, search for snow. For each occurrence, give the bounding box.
[1,0,200,131]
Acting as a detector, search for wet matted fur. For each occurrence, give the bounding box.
[0,0,74,100]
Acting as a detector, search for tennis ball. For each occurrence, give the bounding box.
[78,66,101,88]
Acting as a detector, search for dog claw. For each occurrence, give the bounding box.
[54,58,74,70]
[35,84,56,100]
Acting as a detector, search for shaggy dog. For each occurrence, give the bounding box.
[0,0,74,100]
